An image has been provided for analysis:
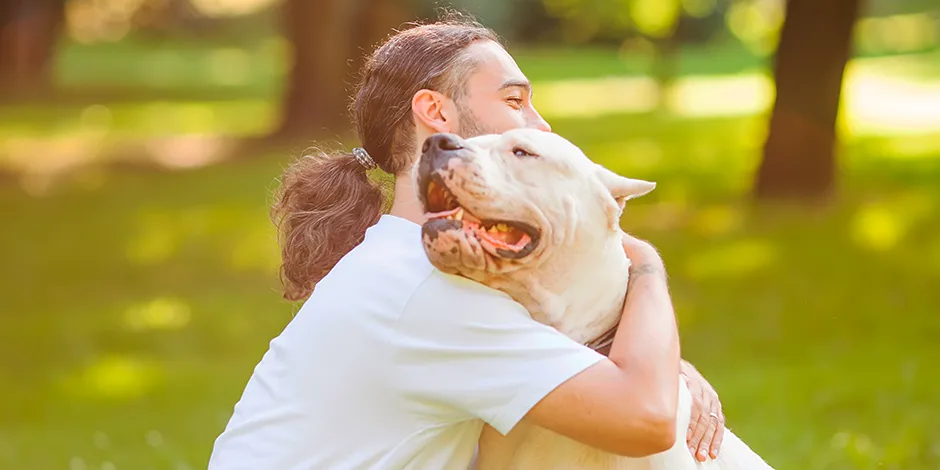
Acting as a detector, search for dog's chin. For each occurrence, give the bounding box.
[421,217,540,276]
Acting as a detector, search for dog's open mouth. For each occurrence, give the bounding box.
[424,176,539,259]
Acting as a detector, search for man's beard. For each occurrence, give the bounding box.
[455,102,498,138]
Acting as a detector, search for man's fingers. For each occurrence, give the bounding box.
[696,430,713,461]
[686,408,710,457]
[685,388,703,444]
[694,411,723,462]
[709,415,725,459]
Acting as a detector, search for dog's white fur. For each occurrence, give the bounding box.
[416,129,774,470]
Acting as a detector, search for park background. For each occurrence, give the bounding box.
[1,0,939,468]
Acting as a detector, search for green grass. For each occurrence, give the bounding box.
[1,37,939,469]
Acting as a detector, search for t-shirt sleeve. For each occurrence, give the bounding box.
[392,270,605,435]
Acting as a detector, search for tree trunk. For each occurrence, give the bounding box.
[0,0,65,100]
[274,0,411,140]
[348,0,411,79]
[754,0,862,201]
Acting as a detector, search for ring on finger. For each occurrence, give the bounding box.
[708,412,719,420]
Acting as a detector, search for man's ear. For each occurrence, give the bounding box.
[595,165,656,207]
[412,89,455,134]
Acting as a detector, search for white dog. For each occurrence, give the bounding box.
[413,129,774,470]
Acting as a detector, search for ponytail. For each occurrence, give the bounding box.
[270,18,501,301]
[271,151,385,301]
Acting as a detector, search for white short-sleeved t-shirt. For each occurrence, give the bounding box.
[207,215,604,470]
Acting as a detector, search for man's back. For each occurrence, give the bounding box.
[208,215,478,469]
[208,214,603,469]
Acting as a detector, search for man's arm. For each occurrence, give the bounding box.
[524,234,682,457]
[592,320,727,459]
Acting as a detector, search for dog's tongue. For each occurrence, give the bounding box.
[479,224,530,250]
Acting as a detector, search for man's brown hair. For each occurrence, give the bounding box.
[271,14,500,301]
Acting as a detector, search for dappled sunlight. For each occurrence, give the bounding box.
[724,0,785,56]
[2,135,105,195]
[123,297,192,332]
[830,430,878,466]
[589,138,664,171]
[535,53,940,140]
[869,134,940,161]
[126,207,215,265]
[65,0,148,44]
[855,13,939,56]
[629,0,681,38]
[0,100,270,190]
[840,64,940,137]
[3,100,273,140]
[191,0,280,17]
[851,203,905,251]
[64,355,163,400]
[683,238,778,280]
[66,0,279,44]
[124,206,281,276]
[132,100,273,136]
[850,192,935,252]
[126,211,183,265]
[1,104,114,178]
[626,199,691,233]
[535,76,660,118]
[690,204,744,238]
[230,226,281,274]
[666,73,774,118]
[144,133,235,169]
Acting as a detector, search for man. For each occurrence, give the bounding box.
[208,15,724,469]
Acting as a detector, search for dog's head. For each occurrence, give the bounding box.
[414,128,654,281]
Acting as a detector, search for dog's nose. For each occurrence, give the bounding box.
[423,133,463,154]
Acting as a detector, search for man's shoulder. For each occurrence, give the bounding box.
[405,269,528,319]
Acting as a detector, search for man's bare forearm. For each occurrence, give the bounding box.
[608,259,682,413]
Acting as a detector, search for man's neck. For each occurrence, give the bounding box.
[389,175,426,225]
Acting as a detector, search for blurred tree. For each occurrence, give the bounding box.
[131,0,204,36]
[0,0,66,100]
[521,0,727,107]
[754,0,863,200]
[274,0,412,140]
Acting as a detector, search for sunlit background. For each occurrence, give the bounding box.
[1,0,938,469]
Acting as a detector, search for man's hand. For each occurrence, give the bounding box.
[622,233,665,278]
[681,360,724,461]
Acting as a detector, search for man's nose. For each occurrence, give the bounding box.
[529,110,551,133]
[422,133,464,153]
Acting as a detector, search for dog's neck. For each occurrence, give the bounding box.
[500,230,631,345]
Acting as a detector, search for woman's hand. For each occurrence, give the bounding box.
[681,360,724,461]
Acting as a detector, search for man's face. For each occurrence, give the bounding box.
[452,41,551,138]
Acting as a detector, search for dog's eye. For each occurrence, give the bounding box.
[512,147,537,158]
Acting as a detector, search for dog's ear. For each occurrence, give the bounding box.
[596,165,656,207]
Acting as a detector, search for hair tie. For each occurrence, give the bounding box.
[351,147,377,171]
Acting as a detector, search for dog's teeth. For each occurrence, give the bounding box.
[454,208,464,220]
[496,223,510,232]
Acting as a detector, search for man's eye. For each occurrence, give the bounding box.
[513,147,537,158]
[506,97,524,108]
